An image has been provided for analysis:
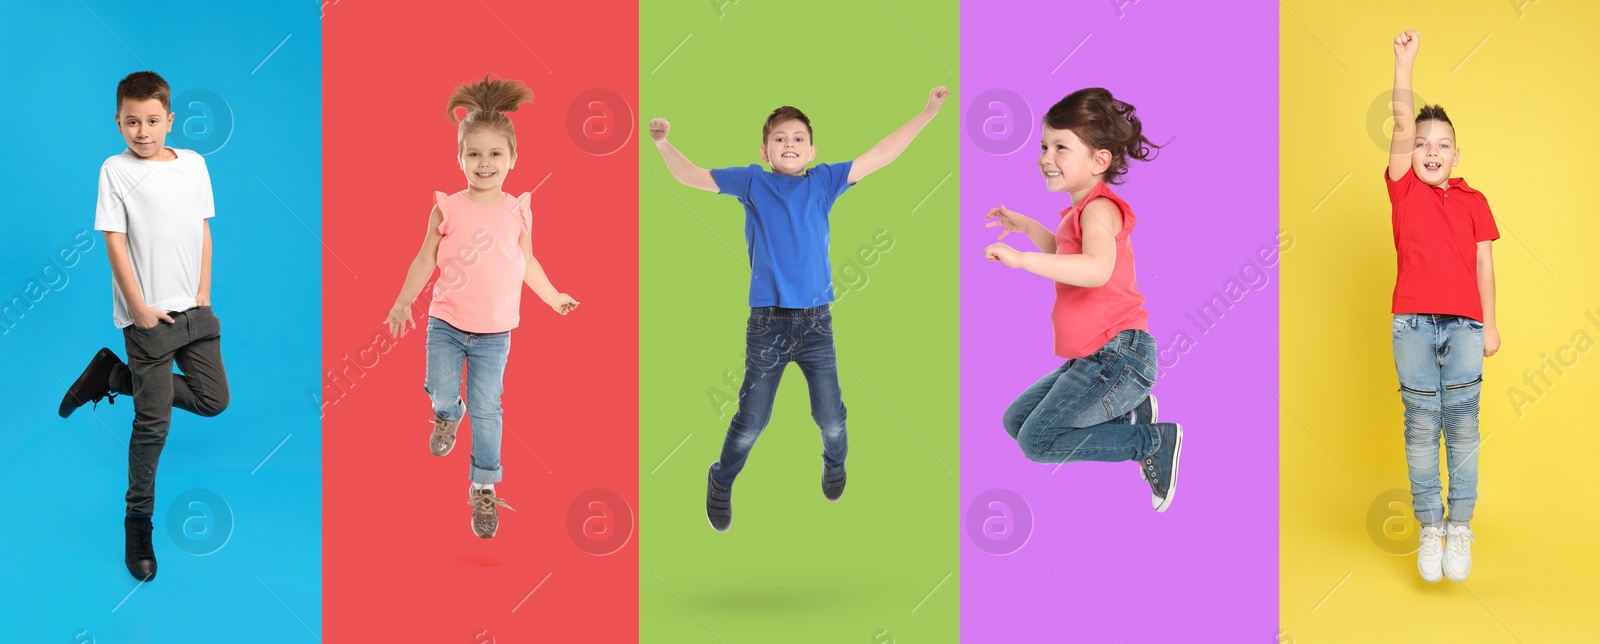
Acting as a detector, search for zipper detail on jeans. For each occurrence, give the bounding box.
[1399,384,1437,396]
[1445,376,1483,391]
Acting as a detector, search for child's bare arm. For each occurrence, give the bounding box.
[105,232,173,328]
[1388,30,1420,181]
[385,206,445,337]
[986,199,1120,287]
[848,87,949,184]
[520,233,578,315]
[984,206,1058,254]
[196,220,213,306]
[649,119,719,193]
[1477,240,1499,357]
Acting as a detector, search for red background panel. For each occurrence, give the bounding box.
[322,1,638,640]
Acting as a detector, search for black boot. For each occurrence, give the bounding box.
[60,348,124,418]
[124,515,157,581]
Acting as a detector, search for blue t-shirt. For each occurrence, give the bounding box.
[710,161,855,308]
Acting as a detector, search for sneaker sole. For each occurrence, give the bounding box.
[1153,423,1182,513]
[1420,565,1444,583]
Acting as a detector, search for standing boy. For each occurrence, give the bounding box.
[59,71,231,581]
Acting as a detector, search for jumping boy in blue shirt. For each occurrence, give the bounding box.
[649,86,947,531]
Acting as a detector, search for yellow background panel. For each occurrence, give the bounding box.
[1280,1,1600,641]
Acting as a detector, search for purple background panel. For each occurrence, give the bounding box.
[960,1,1280,641]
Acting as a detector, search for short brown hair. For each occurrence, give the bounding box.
[1043,88,1160,185]
[763,106,812,143]
[1416,104,1454,135]
[117,71,171,112]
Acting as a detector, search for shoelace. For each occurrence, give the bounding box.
[129,520,154,556]
[430,419,455,444]
[1419,527,1446,556]
[1447,528,1474,553]
[91,391,118,410]
[472,491,515,514]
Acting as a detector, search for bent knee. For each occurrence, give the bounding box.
[196,394,229,417]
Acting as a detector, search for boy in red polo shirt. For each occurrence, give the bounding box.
[1386,30,1499,585]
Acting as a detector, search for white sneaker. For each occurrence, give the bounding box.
[1444,524,1474,582]
[1417,525,1445,583]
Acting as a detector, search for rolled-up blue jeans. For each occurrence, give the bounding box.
[425,316,510,484]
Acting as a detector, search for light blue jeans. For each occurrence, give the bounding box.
[1392,313,1483,524]
[425,316,510,484]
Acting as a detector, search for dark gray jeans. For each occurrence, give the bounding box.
[113,306,230,517]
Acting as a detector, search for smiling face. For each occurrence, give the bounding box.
[116,98,175,160]
[459,128,516,192]
[1411,119,1459,187]
[1038,124,1111,195]
[759,118,815,175]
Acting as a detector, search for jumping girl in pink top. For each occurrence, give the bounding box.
[384,76,578,538]
[984,88,1184,512]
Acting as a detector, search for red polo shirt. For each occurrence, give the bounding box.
[1386,167,1498,321]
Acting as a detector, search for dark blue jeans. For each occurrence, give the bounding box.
[710,305,848,487]
[1002,329,1162,463]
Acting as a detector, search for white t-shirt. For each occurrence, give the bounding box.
[94,147,215,328]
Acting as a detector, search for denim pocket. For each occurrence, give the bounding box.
[1464,318,1485,331]
[812,313,833,338]
[746,314,773,338]
[1118,333,1159,379]
[1102,363,1155,419]
[1392,315,1414,339]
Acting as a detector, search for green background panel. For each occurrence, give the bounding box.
[638,0,961,641]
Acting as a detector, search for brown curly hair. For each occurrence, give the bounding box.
[1043,88,1160,184]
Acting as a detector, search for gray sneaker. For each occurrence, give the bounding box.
[430,414,460,457]
[1140,423,1183,513]
[1130,395,1158,482]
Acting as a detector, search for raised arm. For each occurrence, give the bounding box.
[520,232,578,315]
[985,199,1120,287]
[105,231,174,328]
[1477,240,1499,357]
[847,87,949,184]
[649,118,719,193]
[385,205,445,337]
[1388,30,1420,182]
